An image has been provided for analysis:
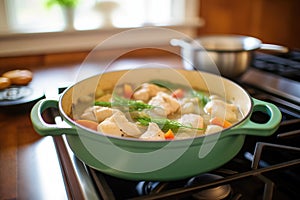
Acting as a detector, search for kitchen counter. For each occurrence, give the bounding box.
[0,63,82,200]
[0,55,182,199]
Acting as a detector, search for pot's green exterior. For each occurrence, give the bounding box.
[30,69,282,181]
[65,131,245,181]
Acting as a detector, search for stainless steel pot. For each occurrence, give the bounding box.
[171,35,288,78]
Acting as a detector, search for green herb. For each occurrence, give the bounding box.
[94,96,154,112]
[191,90,209,107]
[94,101,112,107]
[149,79,189,90]
[136,116,203,132]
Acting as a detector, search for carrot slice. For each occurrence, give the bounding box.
[76,120,99,131]
[123,84,133,99]
[164,129,175,140]
[171,88,184,99]
[210,117,232,128]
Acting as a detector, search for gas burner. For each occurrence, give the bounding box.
[135,173,232,199]
[186,173,232,200]
[136,181,160,195]
[136,180,185,196]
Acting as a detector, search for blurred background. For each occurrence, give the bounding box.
[0,0,299,68]
[199,0,300,48]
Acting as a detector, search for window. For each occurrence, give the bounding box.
[4,0,65,33]
[1,0,199,33]
[0,0,203,56]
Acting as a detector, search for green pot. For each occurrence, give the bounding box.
[30,68,281,181]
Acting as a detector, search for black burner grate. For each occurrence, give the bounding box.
[252,52,300,82]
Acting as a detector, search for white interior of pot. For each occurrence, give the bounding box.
[60,68,252,125]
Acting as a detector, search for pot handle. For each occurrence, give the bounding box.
[170,38,200,50]
[30,99,78,136]
[230,98,282,136]
[260,43,289,53]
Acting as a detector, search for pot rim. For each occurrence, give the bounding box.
[58,69,254,144]
[188,34,262,52]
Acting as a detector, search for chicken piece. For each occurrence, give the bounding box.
[139,122,165,140]
[178,113,204,129]
[204,99,238,122]
[180,97,200,114]
[94,107,115,122]
[97,112,141,137]
[205,125,223,135]
[181,102,194,114]
[80,106,115,123]
[113,112,142,137]
[133,83,165,102]
[148,92,180,117]
[80,106,98,122]
[97,115,125,137]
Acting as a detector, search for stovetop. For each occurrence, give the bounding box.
[241,51,300,104]
[52,51,300,200]
[253,51,300,82]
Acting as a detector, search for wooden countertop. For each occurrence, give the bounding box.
[0,55,182,199]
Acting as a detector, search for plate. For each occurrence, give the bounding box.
[0,84,44,107]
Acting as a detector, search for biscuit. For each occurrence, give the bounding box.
[2,69,33,85]
[0,77,11,90]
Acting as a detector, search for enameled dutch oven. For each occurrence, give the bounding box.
[30,68,281,181]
